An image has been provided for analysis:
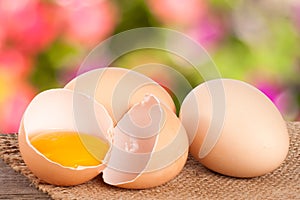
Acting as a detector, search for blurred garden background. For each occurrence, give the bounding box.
[0,0,299,133]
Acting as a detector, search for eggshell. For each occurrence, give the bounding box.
[19,68,188,188]
[180,79,289,178]
[18,89,113,186]
[102,95,189,189]
[64,67,176,124]
[19,88,188,188]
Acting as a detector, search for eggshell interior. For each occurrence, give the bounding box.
[180,79,290,178]
[19,89,113,186]
[103,95,189,189]
[64,67,176,124]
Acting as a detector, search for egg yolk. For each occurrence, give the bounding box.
[30,131,109,168]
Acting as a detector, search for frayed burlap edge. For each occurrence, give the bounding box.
[0,122,299,200]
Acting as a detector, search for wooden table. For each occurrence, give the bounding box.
[0,159,50,199]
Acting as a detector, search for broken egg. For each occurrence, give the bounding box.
[18,89,113,186]
[180,79,290,178]
[18,68,189,189]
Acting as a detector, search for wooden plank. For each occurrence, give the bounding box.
[0,159,51,199]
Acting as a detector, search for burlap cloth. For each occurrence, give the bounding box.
[0,122,299,200]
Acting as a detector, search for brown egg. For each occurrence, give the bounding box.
[65,67,176,124]
[180,79,289,178]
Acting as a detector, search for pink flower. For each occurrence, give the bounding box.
[255,80,282,103]
[0,0,61,54]
[147,0,207,27]
[0,26,5,50]
[0,48,36,133]
[56,0,118,47]
[254,79,299,120]
[291,3,300,31]
[0,80,36,133]
[188,15,226,49]
[0,49,32,79]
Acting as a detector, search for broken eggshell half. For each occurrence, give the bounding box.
[104,94,189,189]
[19,88,189,188]
[18,89,113,186]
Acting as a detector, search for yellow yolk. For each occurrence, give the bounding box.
[30,131,109,168]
